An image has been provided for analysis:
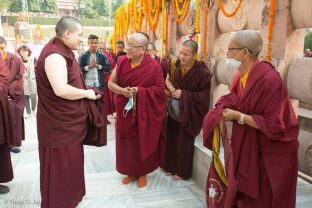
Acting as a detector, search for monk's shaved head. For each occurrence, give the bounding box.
[231,30,263,56]
[182,40,198,54]
[55,16,81,37]
[129,33,149,50]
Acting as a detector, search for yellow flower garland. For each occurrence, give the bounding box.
[172,0,191,23]
[266,0,275,61]
[147,0,161,32]
[195,0,200,45]
[174,0,189,16]
[218,0,243,17]
[203,0,209,63]
[165,5,168,55]
[162,0,166,57]
[133,0,144,32]
[123,4,130,35]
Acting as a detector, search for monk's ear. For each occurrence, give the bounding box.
[64,30,71,39]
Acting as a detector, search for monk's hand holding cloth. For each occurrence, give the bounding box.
[130,87,138,95]
[123,87,133,98]
[172,89,182,99]
[223,108,240,121]
[85,89,97,100]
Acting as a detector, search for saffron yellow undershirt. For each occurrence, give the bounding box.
[181,59,195,78]
[241,68,251,89]
[3,52,6,60]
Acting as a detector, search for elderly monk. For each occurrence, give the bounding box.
[98,41,116,119]
[203,30,299,207]
[163,40,212,180]
[36,16,101,208]
[0,36,25,154]
[0,50,15,194]
[108,33,166,188]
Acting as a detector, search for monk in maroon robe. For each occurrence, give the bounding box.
[164,40,212,180]
[36,17,101,208]
[0,47,15,194]
[0,37,24,154]
[204,30,298,207]
[98,41,116,118]
[109,33,166,188]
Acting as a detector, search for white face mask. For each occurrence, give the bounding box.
[123,97,133,118]
[226,49,244,71]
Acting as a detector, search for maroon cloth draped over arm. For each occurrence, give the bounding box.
[115,54,166,161]
[203,93,239,208]
[175,61,212,137]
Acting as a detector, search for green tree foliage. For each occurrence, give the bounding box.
[41,0,57,13]
[77,0,109,19]
[95,0,108,16]
[112,0,126,13]
[27,0,41,12]
[304,31,312,51]
[9,0,23,12]
[0,0,12,11]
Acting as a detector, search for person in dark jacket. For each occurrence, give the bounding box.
[78,34,110,90]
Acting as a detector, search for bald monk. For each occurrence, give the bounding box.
[0,36,25,154]
[204,30,299,207]
[98,41,116,119]
[164,40,212,180]
[108,32,166,188]
[0,49,15,194]
[36,16,101,208]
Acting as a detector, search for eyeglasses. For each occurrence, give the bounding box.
[228,47,244,51]
[126,45,144,50]
[228,47,252,53]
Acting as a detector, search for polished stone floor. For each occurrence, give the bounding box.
[0,115,205,208]
[0,115,312,208]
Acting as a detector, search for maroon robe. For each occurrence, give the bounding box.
[204,61,299,207]
[203,94,238,208]
[154,56,170,168]
[115,54,166,176]
[104,51,115,116]
[164,61,212,179]
[155,56,169,80]
[5,52,25,147]
[0,58,14,184]
[114,51,127,63]
[36,38,103,208]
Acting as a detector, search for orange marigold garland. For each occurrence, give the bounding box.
[266,0,275,61]
[172,0,191,23]
[165,5,169,55]
[218,0,243,17]
[195,0,200,45]
[203,0,209,63]
[147,0,161,32]
[133,0,144,32]
[123,4,130,35]
[161,0,165,57]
